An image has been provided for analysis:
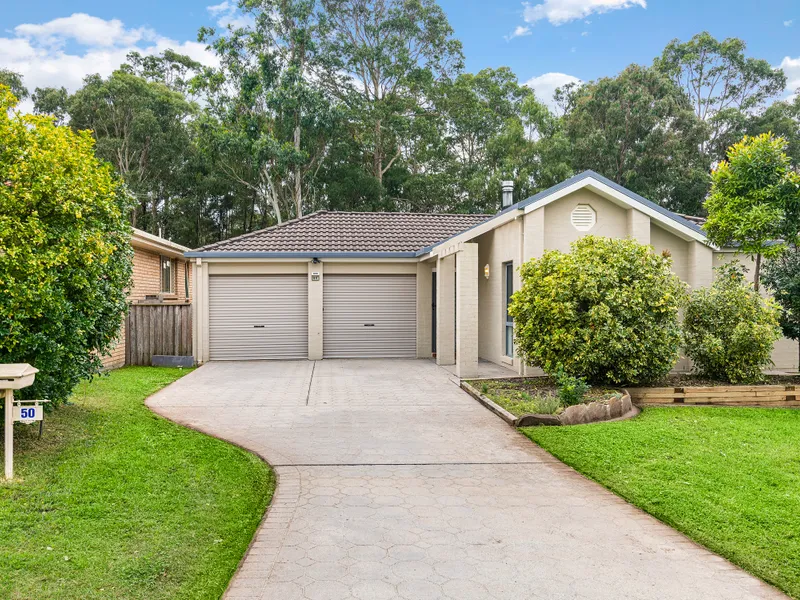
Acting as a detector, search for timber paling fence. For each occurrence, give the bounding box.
[126,303,192,366]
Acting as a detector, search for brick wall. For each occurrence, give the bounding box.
[101,246,192,370]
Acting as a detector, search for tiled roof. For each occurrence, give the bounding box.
[194,211,492,254]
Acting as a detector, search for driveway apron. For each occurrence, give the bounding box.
[147,360,785,600]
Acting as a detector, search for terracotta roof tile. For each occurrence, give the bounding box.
[194,211,492,253]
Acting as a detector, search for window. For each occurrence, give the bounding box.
[160,256,172,293]
[504,262,514,357]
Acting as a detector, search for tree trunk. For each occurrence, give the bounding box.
[374,118,382,185]
[754,253,762,292]
[294,123,302,218]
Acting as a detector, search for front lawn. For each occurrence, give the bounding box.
[523,407,800,598]
[0,367,274,600]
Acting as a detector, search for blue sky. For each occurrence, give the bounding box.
[1,0,798,111]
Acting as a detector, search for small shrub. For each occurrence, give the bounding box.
[528,393,563,415]
[509,236,687,385]
[481,383,489,395]
[683,262,782,383]
[555,370,590,406]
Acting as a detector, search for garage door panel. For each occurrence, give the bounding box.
[323,275,416,358]
[209,275,308,360]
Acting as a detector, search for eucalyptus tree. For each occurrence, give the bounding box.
[319,0,463,190]
[655,32,787,161]
[196,0,338,224]
[561,65,710,215]
[68,70,196,233]
[0,69,28,100]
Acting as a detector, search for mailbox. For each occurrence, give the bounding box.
[0,364,38,389]
[1,363,39,480]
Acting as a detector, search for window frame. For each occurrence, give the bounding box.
[503,261,514,357]
[160,255,173,294]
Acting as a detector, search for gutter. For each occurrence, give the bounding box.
[183,250,420,259]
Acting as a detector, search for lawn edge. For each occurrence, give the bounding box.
[519,424,793,599]
[143,367,279,599]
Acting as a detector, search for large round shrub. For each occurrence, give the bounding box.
[0,87,132,405]
[509,236,686,385]
[683,262,782,383]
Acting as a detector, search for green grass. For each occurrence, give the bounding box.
[0,367,274,600]
[522,407,800,598]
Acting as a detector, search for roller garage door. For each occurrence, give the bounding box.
[323,274,416,358]
[209,275,308,360]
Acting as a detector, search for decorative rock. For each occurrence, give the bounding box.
[560,404,587,425]
[585,401,609,422]
[516,413,561,427]
[621,393,632,414]
[608,396,623,418]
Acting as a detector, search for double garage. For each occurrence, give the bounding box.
[206,268,418,361]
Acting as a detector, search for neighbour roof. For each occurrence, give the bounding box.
[132,228,190,259]
[190,211,492,255]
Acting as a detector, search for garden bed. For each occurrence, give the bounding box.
[628,375,800,407]
[462,377,637,426]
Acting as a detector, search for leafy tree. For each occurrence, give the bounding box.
[683,262,782,383]
[747,96,800,165]
[320,0,463,189]
[655,32,787,161]
[762,245,800,367]
[703,133,800,290]
[197,0,338,223]
[0,69,28,100]
[68,70,196,234]
[0,87,132,404]
[32,86,69,124]
[509,236,686,385]
[562,65,710,215]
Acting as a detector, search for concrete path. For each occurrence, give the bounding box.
[147,360,784,600]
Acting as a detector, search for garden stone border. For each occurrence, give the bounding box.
[461,381,639,427]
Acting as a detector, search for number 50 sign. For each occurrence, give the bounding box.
[14,404,43,423]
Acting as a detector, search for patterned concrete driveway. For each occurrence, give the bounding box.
[147,360,784,600]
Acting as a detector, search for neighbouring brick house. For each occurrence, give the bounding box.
[102,228,192,370]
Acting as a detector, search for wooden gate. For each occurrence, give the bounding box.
[125,303,192,366]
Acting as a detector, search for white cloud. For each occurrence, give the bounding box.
[780,56,800,100]
[505,25,532,40]
[206,1,255,30]
[784,19,793,27]
[14,13,155,48]
[581,30,589,36]
[0,13,218,113]
[522,0,646,26]
[524,72,581,111]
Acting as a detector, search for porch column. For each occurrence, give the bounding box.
[456,243,479,378]
[416,261,433,358]
[436,254,456,366]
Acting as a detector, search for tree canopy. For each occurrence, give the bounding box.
[4,5,794,248]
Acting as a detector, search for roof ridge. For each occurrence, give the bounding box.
[194,210,328,252]
[321,210,493,217]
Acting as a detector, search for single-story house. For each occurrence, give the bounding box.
[102,228,192,370]
[186,171,799,377]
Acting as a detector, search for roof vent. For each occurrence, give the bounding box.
[571,204,596,231]
[501,180,514,209]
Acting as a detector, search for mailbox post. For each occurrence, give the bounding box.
[1,364,39,480]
